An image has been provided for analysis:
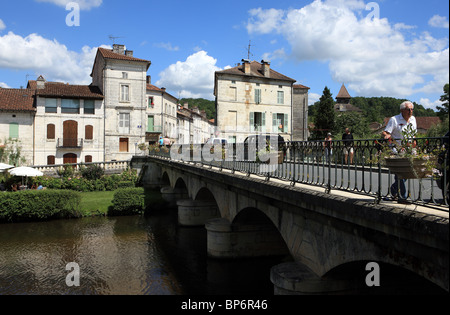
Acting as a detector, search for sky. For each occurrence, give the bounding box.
[0,0,448,110]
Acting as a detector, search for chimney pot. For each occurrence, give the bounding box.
[242,59,251,74]
[261,60,271,77]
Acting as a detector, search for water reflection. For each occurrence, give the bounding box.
[0,216,183,295]
[0,209,281,295]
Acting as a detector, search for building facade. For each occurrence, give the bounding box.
[214,59,309,143]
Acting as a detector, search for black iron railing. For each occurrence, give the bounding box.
[148,136,449,209]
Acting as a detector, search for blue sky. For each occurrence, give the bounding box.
[0,0,448,110]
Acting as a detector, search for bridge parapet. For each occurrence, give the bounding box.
[131,155,449,292]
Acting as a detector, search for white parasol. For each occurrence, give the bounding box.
[0,163,14,171]
[8,167,44,177]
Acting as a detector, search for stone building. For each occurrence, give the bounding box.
[146,77,179,144]
[91,45,151,160]
[214,59,308,142]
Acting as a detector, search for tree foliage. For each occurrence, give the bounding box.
[436,83,449,120]
[311,86,335,140]
[180,98,215,120]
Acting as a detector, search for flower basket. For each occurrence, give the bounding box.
[384,157,437,179]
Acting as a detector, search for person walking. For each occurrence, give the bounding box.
[342,128,354,164]
[323,133,333,163]
[382,101,417,204]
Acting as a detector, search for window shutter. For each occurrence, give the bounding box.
[284,114,289,133]
[9,123,19,139]
[272,114,277,133]
[47,124,55,140]
[85,125,93,140]
[250,112,254,132]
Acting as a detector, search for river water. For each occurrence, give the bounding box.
[0,208,286,295]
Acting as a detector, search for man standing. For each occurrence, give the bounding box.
[342,128,354,164]
[382,101,417,204]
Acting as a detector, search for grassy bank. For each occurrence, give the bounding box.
[79,188,166,217]
[79,190,116,216]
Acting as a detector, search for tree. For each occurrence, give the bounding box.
[436,83,449,120]
[334,112,371,139]
[311,86,335,140]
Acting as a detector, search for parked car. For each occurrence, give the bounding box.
[243,134,286,164]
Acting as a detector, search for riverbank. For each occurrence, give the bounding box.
[0,187,167,223]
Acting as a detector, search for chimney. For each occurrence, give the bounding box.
[184,102,189,109]
[242,59,251,74]
[125,50,133,57]
[36,75,46,89]
[146,75,151,84]
[261,60,271,77]
[113,44,125,55]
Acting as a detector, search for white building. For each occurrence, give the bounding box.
[214,59,309,142]
[91,45,151,160]
[146,77,178,144]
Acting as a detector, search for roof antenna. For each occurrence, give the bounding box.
[246,40,254,60]
[109,35,124,45]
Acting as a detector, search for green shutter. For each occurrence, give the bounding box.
[250,112,254,132]
[284,114,289,133]
[9,123,19,139]
[272,114,277,133]
[261,112,266,132]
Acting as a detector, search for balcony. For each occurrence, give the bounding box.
[57,138,84,149]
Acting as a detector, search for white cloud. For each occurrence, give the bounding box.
[35,0,102,10]
[0,82,10,88]
[0,19,5,31]
[0,32,103,84]
[156,51,222,100]
[419,97,444,110]
[246,0,449,99]
[154,42,180,52]
[429,15,449,29]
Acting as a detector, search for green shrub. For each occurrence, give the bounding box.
[0,190,82,222]
[109,187,145,216]
[80,164,105,180]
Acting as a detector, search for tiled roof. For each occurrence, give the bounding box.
[35,82,104,99]
[216,61,296,82]
[98,48,151,64]
[294,84,310,89]
[336,84,351,99]
[0,88,36,112]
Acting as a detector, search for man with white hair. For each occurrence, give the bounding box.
[382,101,417,204]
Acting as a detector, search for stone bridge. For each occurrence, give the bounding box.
[131,156,449,294]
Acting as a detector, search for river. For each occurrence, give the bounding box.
[0,207,287,295]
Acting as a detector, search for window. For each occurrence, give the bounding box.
[148,116,155,132]
[273,113,289,133]
[120,85,130,102]
[84,100,95,115]
[277,91,284,105]
[255,89,261,104]
[45,98,57,113]
[47,155,55,165]
[61,99,80,114]
[9,123,19,139]
[229,87,237,101]
[85,125,93,140]
[47,124,55,140]
[122,72,128,79]
[119,113,130,134]
[249,112,265,132]
[119,138,129,152]
[85,155,93,163]
[148,97,154,108]
[63,153,77,164]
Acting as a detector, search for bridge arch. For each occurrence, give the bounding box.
[321,260,448,294]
